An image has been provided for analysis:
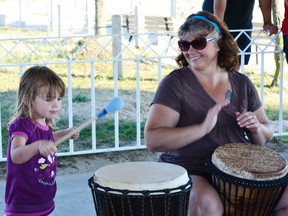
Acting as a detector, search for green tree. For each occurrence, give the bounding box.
[95,0,105,35]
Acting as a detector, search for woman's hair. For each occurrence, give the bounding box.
[175,11,239,71]
[9,66,65,129]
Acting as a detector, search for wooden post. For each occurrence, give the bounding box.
[112,15,123,78]
[134,6,139,48]
[57,4,61,38]
[170,0,176,19]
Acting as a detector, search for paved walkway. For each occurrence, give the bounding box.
[1,149,287,216]
[0,172,97,216]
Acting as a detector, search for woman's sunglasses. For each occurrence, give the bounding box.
[178,37,215,52]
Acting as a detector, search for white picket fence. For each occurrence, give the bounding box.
[0,26,286,161]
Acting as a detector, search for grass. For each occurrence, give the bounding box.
[2,63,288,156]
[1,27,288,157]
[0,58,169,155]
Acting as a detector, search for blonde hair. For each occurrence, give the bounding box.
[9,66,65,129]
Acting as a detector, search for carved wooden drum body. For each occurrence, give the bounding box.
[207,143,288,216]
[88,161,192,216]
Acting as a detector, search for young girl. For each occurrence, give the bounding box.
[5,66,79,216]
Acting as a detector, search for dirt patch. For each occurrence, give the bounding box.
[266,141,288,153]
[57,149,159,176]
[1,142,288,181]
[0,149,159,180]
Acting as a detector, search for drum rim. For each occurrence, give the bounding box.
[88,176,192,196]
[206,157,288,187]
[93,161,190,190]
[210,143,288,181]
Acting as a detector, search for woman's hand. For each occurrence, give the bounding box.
[235,108,273,145]
[201,100,230,134]
[236,111,260,134]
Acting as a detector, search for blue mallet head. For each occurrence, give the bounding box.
[97,97,124,118]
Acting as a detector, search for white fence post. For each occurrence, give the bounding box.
[134,6,145,48]
[58,4,61,38]
[0,103,2,161]
[170,0,176,19]
[112,15,123,78]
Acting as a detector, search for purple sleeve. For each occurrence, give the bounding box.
[9,118,33,142]
[11,131,28,141]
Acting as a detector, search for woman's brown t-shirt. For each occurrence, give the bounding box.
[151,67,262,175]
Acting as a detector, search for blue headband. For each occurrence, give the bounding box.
[192,15,221,33]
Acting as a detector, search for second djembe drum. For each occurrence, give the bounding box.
[207,143,288,216]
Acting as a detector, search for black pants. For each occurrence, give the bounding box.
[230,30,252,65]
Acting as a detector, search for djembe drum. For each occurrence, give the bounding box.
[88,161,192,216]
[207,143,288,216]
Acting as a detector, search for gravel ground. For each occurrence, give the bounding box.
[37,142,288,178]
[0,142,287,181]
[46,141,288,180]
[56,149,159,176]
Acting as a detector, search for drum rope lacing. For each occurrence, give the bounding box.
[207,159,288,188]
[207,158,288,216]
[88,176,192,216]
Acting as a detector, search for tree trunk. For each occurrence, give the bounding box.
[95,0,105,35]
[271,0,283,87]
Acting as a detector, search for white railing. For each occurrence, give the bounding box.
[0,28,286,161]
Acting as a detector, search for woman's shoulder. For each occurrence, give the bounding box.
[160,67,191,86]
[171,67,189,74]
[165,67,191,80]
[229,71,251,83]
[229,71,258,94]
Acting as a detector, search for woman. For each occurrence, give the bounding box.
[144,11,288,216]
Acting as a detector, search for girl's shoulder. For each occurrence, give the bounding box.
[9,117,35,132]
[11,117,33,125]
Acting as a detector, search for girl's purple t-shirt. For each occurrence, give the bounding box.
[5,117,56,215]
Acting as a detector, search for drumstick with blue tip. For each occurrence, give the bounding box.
[55,97,124,146]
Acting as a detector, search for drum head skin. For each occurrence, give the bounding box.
[94,161,190,190]
[212,143,288,180]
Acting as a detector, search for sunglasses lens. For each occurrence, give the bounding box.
[178,41,190,52]
[192,38,207,50]
[178,38,208,51]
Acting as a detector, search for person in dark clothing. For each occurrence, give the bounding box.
[202,0,278,65]
[282,0,288,63]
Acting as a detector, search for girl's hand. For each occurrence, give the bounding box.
[38,140,57,157]
[236,111,260,134]
[53,127,80,146]
[66,127,80,140]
